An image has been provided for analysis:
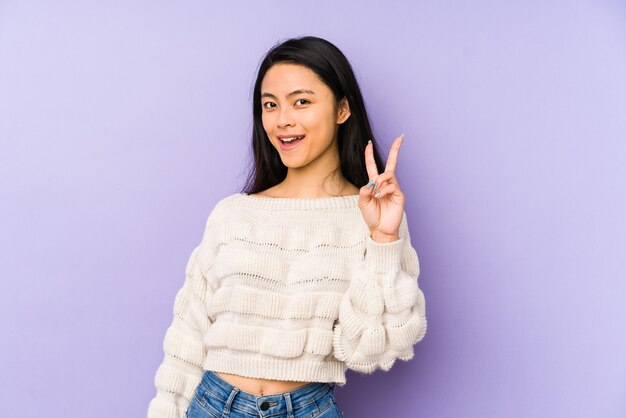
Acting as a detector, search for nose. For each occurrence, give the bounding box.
[277,106,295,128]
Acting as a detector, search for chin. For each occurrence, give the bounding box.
[281,161,307,169]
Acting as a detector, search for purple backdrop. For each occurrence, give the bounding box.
[1,1,625,417]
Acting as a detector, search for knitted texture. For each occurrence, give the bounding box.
[147,192,427,418]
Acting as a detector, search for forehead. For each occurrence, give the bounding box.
[261,63,329,94]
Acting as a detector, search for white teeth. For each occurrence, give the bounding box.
[281,136,304,142]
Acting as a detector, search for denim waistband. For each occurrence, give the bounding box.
[198,370,335,416]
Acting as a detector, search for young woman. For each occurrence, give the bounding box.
[147,36,427,418]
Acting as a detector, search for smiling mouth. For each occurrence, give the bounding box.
[279,135,305,143]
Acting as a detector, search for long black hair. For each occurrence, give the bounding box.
[240,35,386,195]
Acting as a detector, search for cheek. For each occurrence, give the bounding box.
[261,112,273,133]
[299,108,333,132]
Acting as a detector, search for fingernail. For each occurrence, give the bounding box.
[367,139,372,146]
[365,179,375,190]
[400,133,405,141]
[372,181,378,192]
[374,192,381,198]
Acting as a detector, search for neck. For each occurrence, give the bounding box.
[279,141,357,198]
[278,171,356,198]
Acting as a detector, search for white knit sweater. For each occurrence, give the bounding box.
[147,192,427,418]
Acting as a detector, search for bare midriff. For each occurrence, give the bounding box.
[214,372,314,396]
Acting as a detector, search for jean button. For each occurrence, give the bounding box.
[260,401,270,411]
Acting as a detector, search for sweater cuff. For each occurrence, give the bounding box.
[365,235,405,274]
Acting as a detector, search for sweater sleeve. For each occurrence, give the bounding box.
[147,215,218,418]
[332,211,427,373]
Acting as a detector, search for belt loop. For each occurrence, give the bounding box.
[284,392,294,418]
[223,387,239,416]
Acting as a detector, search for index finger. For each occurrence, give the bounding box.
[365,139,379,180]
[384,134,404,173]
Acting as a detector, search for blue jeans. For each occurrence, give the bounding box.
[186,370,343,418]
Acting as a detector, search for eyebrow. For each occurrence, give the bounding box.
[261,89,316,99]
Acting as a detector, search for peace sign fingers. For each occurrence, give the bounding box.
[361,134,406,201]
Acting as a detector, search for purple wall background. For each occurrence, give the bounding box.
[1,1,625,417]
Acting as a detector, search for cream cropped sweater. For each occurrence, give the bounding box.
[147,192,427,418]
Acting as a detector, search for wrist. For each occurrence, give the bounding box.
[370,231,400,243]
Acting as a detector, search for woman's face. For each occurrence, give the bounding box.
[260,63,349,169]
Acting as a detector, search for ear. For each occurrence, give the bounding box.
[336,96,351,124]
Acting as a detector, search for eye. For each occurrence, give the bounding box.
[295,99,310,106]
[262,102,276,109]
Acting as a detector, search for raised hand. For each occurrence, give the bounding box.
[357,134,406,243]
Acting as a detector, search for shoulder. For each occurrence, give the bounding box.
[194,193,244,244]
[204,192,243,223]
[214,192,243,210]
